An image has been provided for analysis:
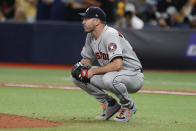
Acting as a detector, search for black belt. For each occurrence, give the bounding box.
[134,68,143,73]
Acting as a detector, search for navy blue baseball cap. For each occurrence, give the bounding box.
[78,6,106,21]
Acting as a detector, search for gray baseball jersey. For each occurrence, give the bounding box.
[72,25,144,105]
[81,25,142,71]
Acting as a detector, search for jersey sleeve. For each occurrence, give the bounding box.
[104,32,123,62]
[81,34,95,61]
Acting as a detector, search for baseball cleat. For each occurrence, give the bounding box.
[114,103,137,122]
[96,99,121,120]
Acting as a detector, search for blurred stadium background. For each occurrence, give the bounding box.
[0,1,196,130]
[0,0,196,70]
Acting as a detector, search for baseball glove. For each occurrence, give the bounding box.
[71,62,90,83]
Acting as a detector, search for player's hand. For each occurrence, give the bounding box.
[87,68,96,78]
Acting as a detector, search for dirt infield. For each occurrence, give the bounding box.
[0,113,60,129]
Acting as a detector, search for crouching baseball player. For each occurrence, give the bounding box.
[71,6,144,122]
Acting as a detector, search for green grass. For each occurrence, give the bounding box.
[0,86,195,131]
[0,67,196,91]
[0,67,73,85]
[0,67,196,131]
[144,71,196,91]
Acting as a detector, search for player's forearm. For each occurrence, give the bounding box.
[91,58,123,75]
[81,58,92,66]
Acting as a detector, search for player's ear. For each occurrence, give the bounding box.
[95,18,100,26]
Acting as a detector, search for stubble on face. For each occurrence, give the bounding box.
[84,26,94,33]
[83,18,96,33]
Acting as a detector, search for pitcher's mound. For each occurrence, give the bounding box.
[0,113,60,128]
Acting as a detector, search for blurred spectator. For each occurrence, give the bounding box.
[177,0,196,28]
[115,0,125,27]
[124,2,137,27]
[15,0,37,22]
[67,0,92,21]
[125,2,144,29]
[36,0,101,21]
[155,0,188,28]
[155,0,171,28]
[67,0,101,21]
[36,0,69,21]
[0,0,15,21]
[0,8,6,22]
[68,0,100,9]
[36,0,53,20]
[116,0,160,29]
[49,0,69,21]
[145,0,157,26]
[189,0,196,27]
[99,0,116,22]
[129,0,152,22]
[1,0,196,29]
[114,1,144,29]
[166,6,187,28]
[37,0,69,21]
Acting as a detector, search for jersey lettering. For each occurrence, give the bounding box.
[95,52,109,60]
[118,31,124,38]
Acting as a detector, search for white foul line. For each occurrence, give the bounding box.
[0,82,196,96]
[138,90,196,96]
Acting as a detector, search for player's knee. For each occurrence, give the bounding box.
[102,74,114,89]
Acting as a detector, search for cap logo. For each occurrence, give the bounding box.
[86,8,90,12]
[95,14,98,17]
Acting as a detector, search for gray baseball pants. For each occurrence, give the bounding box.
[71,69,144,105]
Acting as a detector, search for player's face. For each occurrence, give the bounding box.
[82,18,98,33]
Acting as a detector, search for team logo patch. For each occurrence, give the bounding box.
[108,43,117,52]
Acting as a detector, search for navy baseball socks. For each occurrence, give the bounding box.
[96,99,121,120]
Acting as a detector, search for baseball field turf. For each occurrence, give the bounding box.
[0,66,196,131]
